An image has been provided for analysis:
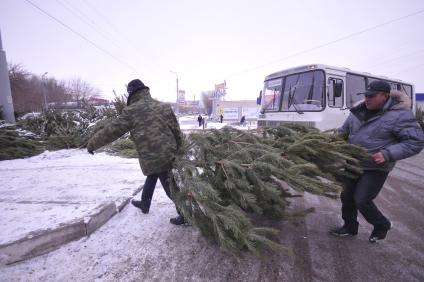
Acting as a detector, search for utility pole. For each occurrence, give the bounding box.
[176,76,179,115]
[0,30,15,123]
[170,70,179,115]
[41,72,48,111]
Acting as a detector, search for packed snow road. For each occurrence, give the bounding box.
[1,153,423,281]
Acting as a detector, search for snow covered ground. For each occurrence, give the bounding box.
[1,153,423,281]
[1,122,423,281]
[0,117,255,248]
[0,150,145,246]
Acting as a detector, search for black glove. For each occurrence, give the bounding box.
[85,140,95,154]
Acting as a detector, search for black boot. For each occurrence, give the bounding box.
[170,215,186,225]
[330,226,358,237]
[369,222,391,243]
[131,199,150,214]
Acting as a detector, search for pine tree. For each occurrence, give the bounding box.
[0,125,44,160]
[170,124,368,255]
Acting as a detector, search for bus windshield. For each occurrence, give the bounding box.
[262,70,325,112]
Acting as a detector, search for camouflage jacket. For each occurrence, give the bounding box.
[87,89,183,175]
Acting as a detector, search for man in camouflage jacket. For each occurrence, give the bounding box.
[87,79,185,225]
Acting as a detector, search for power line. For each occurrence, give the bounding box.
[390,62,424,76]
[81,0,160,76]
[223,8,424,79]
[55,0,129,55]
[82,0,128,41]
[58,0,166,85]
[367,48,424,69]
[23,0,143,75]
[62,0,96,26]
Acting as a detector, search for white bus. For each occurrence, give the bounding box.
[258,64,415,130]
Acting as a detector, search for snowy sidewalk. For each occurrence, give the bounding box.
[0,149,145,264]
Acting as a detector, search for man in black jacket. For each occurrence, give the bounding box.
[331,80,424,242]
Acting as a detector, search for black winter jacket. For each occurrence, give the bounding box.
[337,91,424,171]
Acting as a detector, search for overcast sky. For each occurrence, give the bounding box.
[1,0,423,102]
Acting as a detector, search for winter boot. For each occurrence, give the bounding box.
[330,226,358,237]
[369,222,391,243]
[170,215,186,225]
[131,199,150,214]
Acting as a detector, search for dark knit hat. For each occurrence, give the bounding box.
[127,79,146,95]
[357,80,391,97]
[127,79,149,105]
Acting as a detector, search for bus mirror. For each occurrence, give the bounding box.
[257,90,262,105]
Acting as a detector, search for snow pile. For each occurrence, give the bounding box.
[0,149,145,245]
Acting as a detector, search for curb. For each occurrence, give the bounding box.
[0,219,86,265]
[116,185,143,212]
[85,202,117,236]
[0,193,140,265]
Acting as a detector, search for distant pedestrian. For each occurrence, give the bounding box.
[240,115,246,126]
[197,114,202,127]
[87,79,186,225]
[220,114,223,123]
[202,116,207,129]
[330,81,424,242]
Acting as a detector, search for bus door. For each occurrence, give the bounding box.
[327,76,349,127]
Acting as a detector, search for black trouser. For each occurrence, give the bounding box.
[340,170,390,232]
[141,171,172,205]
[141,171,179,213]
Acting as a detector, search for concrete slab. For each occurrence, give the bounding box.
[85,201,117,236]
[0,150,145,264]
[0,219,86,265]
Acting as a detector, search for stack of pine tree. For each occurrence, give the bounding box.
[0,124,44,160]
[170,124,368,255]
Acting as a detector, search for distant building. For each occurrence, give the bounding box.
[169,100,200,115]
[214,100,259,121]
[88,97,111,107]
[48,97,111,110]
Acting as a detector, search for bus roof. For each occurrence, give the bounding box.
[264,64,413,86]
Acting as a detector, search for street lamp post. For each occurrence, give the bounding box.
[170,70,179,115]
[0,30,16,123]
[41,72,48,111]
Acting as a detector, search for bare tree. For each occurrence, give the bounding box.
[67,77,101,103]
[8,64,97,114]
[45,78,69,105]
[8,63,42,113]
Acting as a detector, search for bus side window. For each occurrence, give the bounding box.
[401,83,413,109]
[328,78,343,108]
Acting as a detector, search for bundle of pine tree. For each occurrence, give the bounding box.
[170,124,368,255]
[0,125,44,160]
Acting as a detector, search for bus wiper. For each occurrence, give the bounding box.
[291,102,304,114]
[288,87,304,114]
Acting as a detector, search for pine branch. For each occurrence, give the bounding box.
[170,124,367,255]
